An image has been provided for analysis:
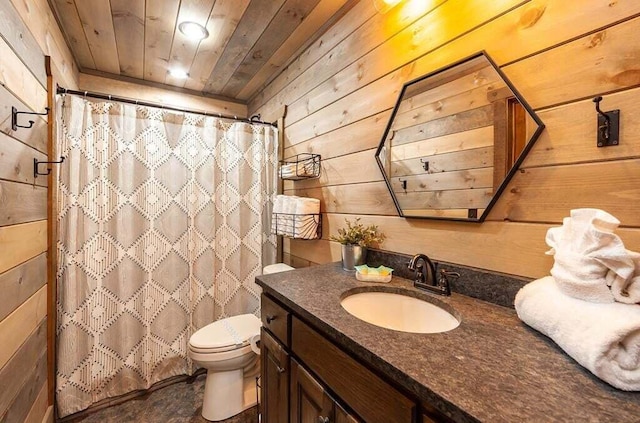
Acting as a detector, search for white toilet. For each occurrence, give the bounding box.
[189,263,293,421]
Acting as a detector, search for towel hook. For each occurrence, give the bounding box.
[12,107,50,131]
[592,96,620,147]
[420,158,430,172]
[34,156,65,178]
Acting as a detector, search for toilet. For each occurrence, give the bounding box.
[188,263,293,421]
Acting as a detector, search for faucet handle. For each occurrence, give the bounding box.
[439,269,460,285]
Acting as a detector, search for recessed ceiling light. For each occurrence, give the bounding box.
[169,68,189,79]
[178,21,209,40]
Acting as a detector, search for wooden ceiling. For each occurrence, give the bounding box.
[50,0,352,102]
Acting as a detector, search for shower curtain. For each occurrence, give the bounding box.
[55,95,277,417]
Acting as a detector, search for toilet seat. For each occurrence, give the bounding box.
[189,314,261,353]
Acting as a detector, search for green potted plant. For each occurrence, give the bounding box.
[330,218,385,271]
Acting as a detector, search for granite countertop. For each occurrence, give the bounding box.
[256,262,640,423]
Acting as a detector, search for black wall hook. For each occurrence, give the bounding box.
[420,158,429,172]
[12,107,50,131]
[592,96,619,147]
[34,156,65,178]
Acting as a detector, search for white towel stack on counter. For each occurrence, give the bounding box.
[271,195,320,239]
[546,208,640,303]
[515,209,640,391]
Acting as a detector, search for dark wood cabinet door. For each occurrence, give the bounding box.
[261,328,289,423]
[290,359,334,423]
[335,402,359,423]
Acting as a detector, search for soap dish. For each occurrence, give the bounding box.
[354,265,393,283]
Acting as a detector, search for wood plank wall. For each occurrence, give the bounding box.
[1,1,78,422]
[249,0,640,279]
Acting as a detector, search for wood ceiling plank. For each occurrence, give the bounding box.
[111,0,145,79]
[237,0,352,100]
[184,0,251,92]
[50,0,95,69]
[74,0,120,75]
[165,0,217,87]
[220,0,321,98]
[144,0,181,83]
[203,0,287,94]
[248,0,376,117]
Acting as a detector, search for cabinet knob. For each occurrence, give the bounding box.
[266,315,277,324]
[317,417,330,423]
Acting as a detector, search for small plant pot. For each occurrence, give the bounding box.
[341,244,367,271]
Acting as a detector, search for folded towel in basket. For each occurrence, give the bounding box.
[515,276,640,391]
[271,195,294,237]
[546,208,637,303]
[293,197,320,239]
[280,159,316,178]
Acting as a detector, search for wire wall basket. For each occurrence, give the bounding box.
[271,212,322,240]
[279,153,321,180]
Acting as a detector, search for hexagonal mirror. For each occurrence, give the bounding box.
[375,51,544,222]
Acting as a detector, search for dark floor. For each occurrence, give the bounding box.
[67,374,258,423]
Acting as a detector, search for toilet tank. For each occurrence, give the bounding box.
[263,263,294,274]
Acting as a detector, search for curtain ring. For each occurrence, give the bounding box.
[83,91,87,99]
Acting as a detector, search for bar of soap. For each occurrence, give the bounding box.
[354,265,394,283]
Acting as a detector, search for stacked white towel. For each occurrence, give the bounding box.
[279,158,316,178]
[294,197,320,239]
[545,208,639,304]
[271,195,320,239]
[515,276,640,391]
[271,195,286,235]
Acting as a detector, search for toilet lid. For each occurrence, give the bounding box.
[190,314,261,351]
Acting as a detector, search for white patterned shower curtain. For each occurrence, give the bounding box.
[55,95,277,417]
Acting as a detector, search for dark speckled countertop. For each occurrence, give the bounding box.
[256,262,640,423]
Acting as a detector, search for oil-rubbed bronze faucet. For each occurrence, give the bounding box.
[407,254,455,296]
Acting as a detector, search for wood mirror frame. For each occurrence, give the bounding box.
[375,51,545,222]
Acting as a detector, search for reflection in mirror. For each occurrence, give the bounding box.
[375,52,544,221]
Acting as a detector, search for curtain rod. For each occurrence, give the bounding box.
[56,85,276,127]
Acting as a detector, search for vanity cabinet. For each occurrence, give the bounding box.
[261,328,289,423]
[261,293,441,423]
[290,358,359,423]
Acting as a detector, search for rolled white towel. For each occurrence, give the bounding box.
[515,276,640,391]
[546,208,636,303]
[293,197,320,239]
[550,249,614,303]
[282,195,298,237]
[271,195,286,235]
[279,163,296,177]
[297,158,316,176]
[295,196,320,215]
[606,250,640,304]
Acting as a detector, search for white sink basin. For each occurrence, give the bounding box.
[341,291,459,334]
